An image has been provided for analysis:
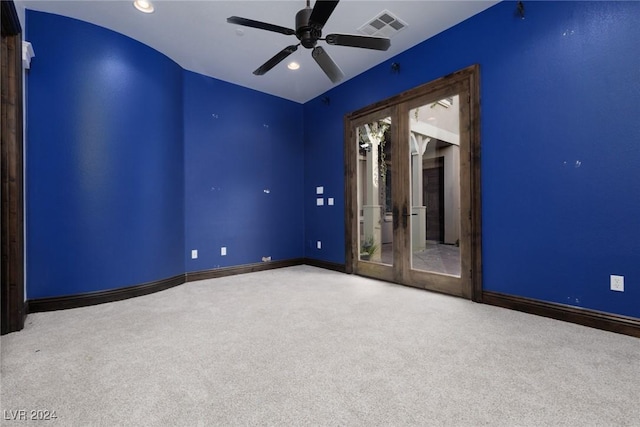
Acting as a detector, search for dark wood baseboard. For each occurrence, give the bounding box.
[23,263,640,339]
[25,258,347,313]
[483,291,640,338]
[28,274,186,313]
[186,258,305,282]
[303,258,346,273]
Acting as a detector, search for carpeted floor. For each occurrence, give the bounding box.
[1,266,639,426]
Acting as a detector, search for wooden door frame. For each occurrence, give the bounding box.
[344,65,482,301]
[1,0,26,334]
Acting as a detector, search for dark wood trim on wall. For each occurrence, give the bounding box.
[304,258,346,273]
[185,258,304,282]
[1,0,21,36]
[22,258,640,339]
[26,259,347,313]
[343,114,355,275]
[1,0,25,335]
[483,291,640,338]
[468,66,483,303]
[28,274,187,313]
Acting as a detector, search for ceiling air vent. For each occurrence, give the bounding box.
[358,10,407,38]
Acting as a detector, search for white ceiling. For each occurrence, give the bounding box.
[16,0,498,103]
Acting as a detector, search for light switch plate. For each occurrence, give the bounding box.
[221,247,227,256]
[316,186,324,195]
[317,241,322,249]
[328,198,334,206]
[191,250,198,259]
[316,198,324,206]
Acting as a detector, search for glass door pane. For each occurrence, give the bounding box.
[408,96,461,277]
[357,117,392,265]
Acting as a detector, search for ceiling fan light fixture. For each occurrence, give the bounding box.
[287,62,301,70]
[133,0,154,14]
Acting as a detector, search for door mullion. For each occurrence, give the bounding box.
[392,103,411,284]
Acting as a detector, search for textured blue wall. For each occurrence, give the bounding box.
[26,11,185,298]
[183,71,304,270]
[25,2,640,319]
[25,11,303,299]
[304,1,640,317]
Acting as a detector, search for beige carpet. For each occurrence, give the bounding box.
[1,266,639,426]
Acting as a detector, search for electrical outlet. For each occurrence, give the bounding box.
[610,275,624,292]
[191,250,198,259]
[221,247,227,256]
[317,241,322,249]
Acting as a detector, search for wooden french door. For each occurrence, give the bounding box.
[345,66,482,300]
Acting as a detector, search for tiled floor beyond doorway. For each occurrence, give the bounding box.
[377,241,461,276]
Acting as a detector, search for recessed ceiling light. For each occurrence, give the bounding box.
[287,62,300,70]
[133,0,154,13]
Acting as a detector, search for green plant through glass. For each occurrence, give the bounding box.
[360,236,379,258]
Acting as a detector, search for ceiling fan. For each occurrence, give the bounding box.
[227,0,391,83]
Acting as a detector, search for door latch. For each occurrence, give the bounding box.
[402,205,417,228]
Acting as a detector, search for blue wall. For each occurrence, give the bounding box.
[26,2,639,320]
[303,1,640,318]
[183,71,304,271]
[26,11,185,298]
[25,10,304,299]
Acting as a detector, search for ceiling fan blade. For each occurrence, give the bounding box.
[227,16,295,36]
[312,46,344,83]
[253,45,299,76]
[309,0,340,30]
[325,34,391,51]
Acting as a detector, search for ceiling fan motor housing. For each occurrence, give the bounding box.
[227,0,388,83]
[296,7,320,49]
